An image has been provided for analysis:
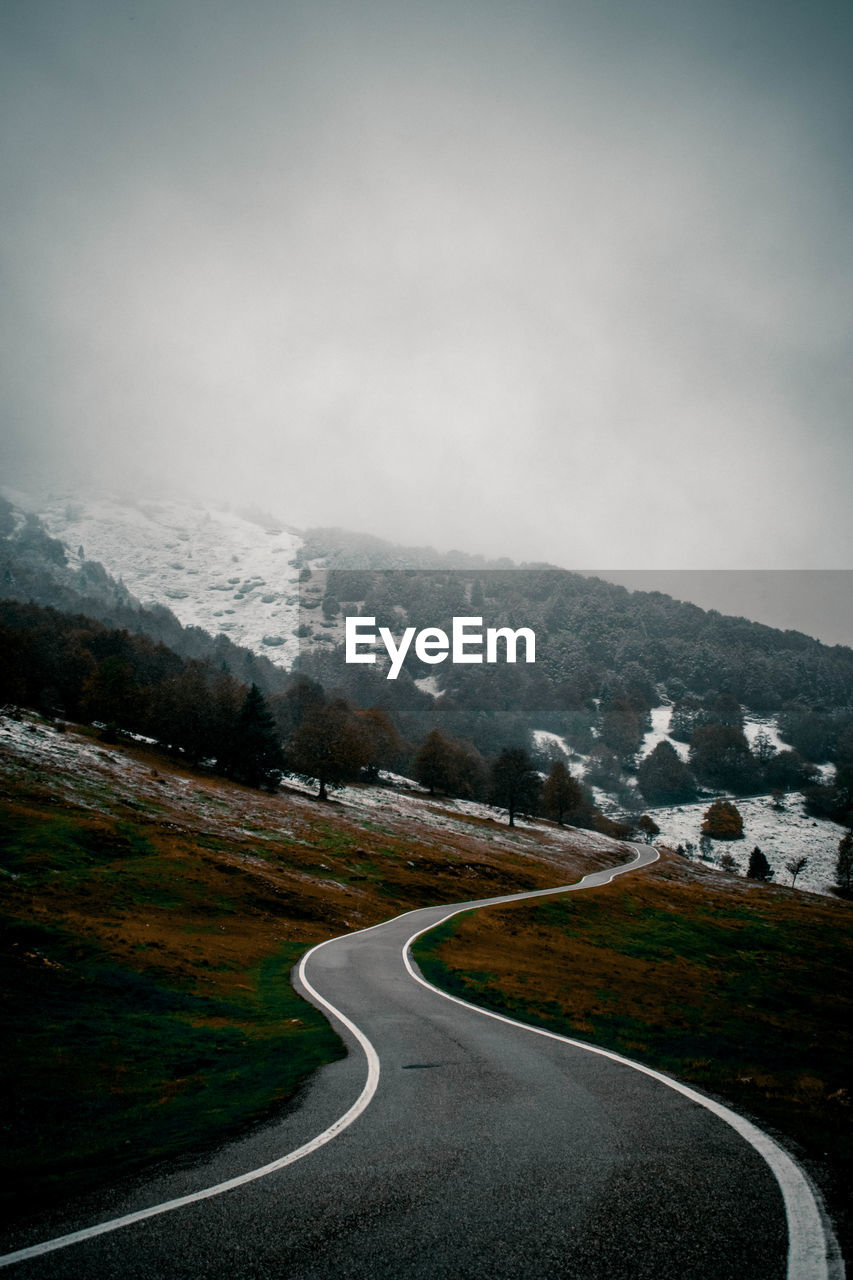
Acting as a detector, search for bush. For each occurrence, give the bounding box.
[701,799,744,841]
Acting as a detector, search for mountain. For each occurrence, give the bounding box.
[0,494,290,693]
[32,494,304,667]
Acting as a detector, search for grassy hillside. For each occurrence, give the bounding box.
[3,704,850,1261]
[0,708,613,1220]
[414,854,853,1262]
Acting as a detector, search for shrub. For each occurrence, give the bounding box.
[701,799,744,841]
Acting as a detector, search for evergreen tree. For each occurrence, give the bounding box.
[599,697,641,763]
[747,846,773,882]
[835,831,853,898]
[229,684,285,790]
[489,747,541,827]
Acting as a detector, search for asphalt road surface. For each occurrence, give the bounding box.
[1,845,840,1279]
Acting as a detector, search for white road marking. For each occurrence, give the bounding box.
[402,846,841,1280]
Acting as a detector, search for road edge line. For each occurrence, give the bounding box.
[0,935,381,1270]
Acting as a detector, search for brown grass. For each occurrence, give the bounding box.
[415,848,853,1260]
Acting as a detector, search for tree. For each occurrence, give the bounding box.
[289,699,369,800]
[747,846,773,882]
[228,684,285,790]
[719,852,738,873]
[690,724,758,794]
[637,740,696,804]
[542,761,584,825]
[489,747,541,827]
[669,695,705,743]
[709,692,744,728]
[701,799,744,841]
[414,729,455,795]
[752,730,776,765]
[637,814,660,845]
[785,856,808,888]
[357,707,405,780]
[764,749,815,792]
[270,678,325,741]
[835,832,853,898]
[599,697,641,763]
[413,729,485,799]
[584,743,622,790]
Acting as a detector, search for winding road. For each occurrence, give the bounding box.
[0,845,841,1278]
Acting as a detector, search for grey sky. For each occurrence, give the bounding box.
[1,0,851,568]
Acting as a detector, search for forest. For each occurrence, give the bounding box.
[2,579,852,836]
[2,501,852,831]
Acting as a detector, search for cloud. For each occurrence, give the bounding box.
[1,0,851,566]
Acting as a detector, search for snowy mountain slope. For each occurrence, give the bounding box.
[34,495,304,668]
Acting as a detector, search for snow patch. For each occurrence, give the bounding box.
[35,495,304,667]
[652,793,843,897]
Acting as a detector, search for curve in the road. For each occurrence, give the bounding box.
[0,844,841,1278]
[401,855,839,1280]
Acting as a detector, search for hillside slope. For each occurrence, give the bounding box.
[0,706,617,1219]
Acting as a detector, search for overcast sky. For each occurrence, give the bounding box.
[2,0,851,569]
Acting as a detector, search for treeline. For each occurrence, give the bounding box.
[4,592,851,833]
[296,567,853,753]
[0,599,628,835]
[292,565,853,823]
[0,600,287,788]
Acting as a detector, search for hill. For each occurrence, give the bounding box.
[1,706,850,1260]
[0,704,617,1220]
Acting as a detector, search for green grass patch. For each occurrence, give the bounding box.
[0,922,343,1217]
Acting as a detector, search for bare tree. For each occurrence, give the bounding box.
[785,855,808,888]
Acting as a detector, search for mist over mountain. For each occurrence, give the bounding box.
[2,487,852,894]
[4,489,852,671]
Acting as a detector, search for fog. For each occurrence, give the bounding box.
[1,0,851,568]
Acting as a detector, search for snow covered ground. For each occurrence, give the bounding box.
[533,712,846,897]
[35,495,303,667]
[640,703,690,760]
[648,794,844,897]
[0,712,629,891]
